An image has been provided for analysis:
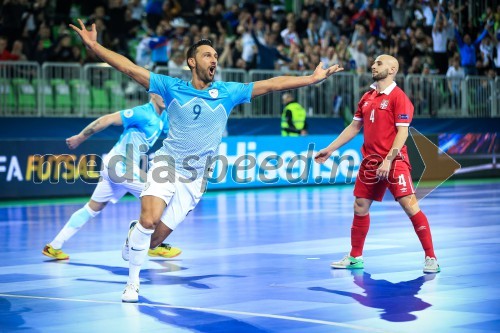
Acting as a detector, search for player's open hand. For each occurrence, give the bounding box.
[66,135,84,150]
[376,159,391,179]
[69,19,97,49]
[314,148,333,164]
[311,62,344,84]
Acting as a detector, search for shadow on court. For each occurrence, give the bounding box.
[309,270,436,322]
[0,298,37,332]
[137,296,272,333]
[66,262,245,289]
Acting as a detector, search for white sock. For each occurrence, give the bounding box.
[128,222,153,285]
[50,203,100,249]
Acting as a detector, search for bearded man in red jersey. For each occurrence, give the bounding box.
[315,54,440,274]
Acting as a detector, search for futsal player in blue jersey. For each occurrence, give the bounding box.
[70,19,344,302]
[43,94,182,260]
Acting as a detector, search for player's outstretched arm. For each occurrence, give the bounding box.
[69,19,150,89]
[66,112,123,150]
[314,120,362,164]
[251,62,343,98]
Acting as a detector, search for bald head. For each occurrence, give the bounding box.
[372,54,399,82]
[377,54,399,74]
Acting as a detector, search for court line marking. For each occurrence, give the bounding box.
[0,293,392,333]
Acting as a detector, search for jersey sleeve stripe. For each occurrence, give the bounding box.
[395,123,410,127]
[353,116,363,121]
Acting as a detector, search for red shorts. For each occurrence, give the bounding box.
[353,160,415,202]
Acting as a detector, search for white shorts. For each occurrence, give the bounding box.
[140,164,205,230]
[90,167,145,203]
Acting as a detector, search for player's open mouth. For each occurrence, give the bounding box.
[209,66,215,76]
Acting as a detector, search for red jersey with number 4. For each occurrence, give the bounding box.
[354,82,413,167]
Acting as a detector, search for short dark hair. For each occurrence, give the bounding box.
[186,39,213,70]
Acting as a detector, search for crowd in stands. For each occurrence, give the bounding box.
[1,0,499,80]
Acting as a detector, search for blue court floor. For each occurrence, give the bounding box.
[0,180,499,333]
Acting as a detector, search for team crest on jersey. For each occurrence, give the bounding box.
[208,89,219,98]
[380,100,389,109]
[363,101,369,108]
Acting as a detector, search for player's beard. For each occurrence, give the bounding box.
[372,69,389,81]
[195,65,215,84]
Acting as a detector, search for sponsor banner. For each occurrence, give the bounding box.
[0,136,363,199]
[206,136,363,190]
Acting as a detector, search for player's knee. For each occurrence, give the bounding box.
[139,215,160,230]
[353,199,369,215]
[398,196,419,217]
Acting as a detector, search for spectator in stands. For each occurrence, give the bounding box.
[432,6,450,74]
[162,0,181,21]
[446,56,465,110]
[0,0,28,49]
[51,34,78,62]
[107,0,127,54]
[319,8,341,44]
[167,51,187,78]
[32,24,53,63]
[235,17,255,68]
[391,0,408,32]
[93,18,111,48]
[281,21,300,47]
[149,23,169,67]
[128,0,144,22]
[348,40,368,75]
[0,36,20,61]
[250,24,291,70]
[479,36,494,73]
[145,0,164,31]
[169,17,189,42]
[10,40,27,61]
[455,23,490,75]
[295,9,310,38]
[89,6,108,25]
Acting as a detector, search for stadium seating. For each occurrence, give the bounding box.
[12,78,36,113]
[69,79,90,114]
[0,80,17,114]
[50,79,72,113]
[90,86,110,113]
[104,80,125,110]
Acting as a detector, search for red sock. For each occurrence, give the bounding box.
[410,211,436,258]
[350,214,370,257]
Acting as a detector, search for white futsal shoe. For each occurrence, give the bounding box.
[423,256,441,273]
[122,282,139,303]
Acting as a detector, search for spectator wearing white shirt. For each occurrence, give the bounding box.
[446,57,465,109]
[432,6,449,74]
[348,40,368,74]
[281,22,301,47]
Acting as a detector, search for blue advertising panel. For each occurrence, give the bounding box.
[0,136,363,199]
[206,135,363,190]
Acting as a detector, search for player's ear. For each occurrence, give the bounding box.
[187,57,195,68]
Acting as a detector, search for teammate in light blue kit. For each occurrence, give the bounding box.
[70,19,344,302]
[43,94,181,260]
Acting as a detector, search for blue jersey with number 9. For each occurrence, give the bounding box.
[148,72,254,178]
